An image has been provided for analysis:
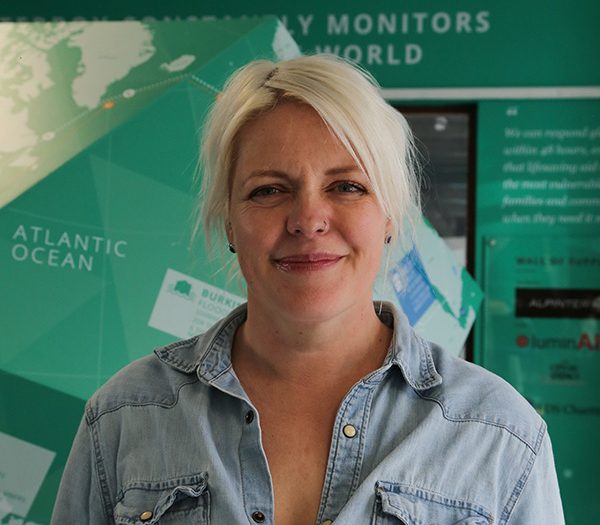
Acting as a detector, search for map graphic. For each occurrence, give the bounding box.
[0,19,299,208]
[0,18,299,524]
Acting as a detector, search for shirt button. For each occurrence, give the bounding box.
[139,511,153,521]
[245,410,255,424]
[251,511,266,522]
[342,424,357,438]
[322,520,334,525]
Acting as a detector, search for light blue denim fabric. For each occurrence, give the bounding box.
[51,303,564,524]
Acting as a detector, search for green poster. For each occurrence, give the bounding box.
[476,99,600,359]
[482,236,599,523]
[476,100,600,524]
[477,100,600,239]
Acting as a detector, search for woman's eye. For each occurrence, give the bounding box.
[249,186,281,198]
[334,181,367,193]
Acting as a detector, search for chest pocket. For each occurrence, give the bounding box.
[114,472,209,525]
[373,481,491,525]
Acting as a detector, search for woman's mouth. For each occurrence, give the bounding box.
[274,253,344,272]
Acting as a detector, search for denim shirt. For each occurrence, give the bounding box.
[51,303,564,525]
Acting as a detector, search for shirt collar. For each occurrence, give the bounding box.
[154,302,442,391]
[379,302,443,390]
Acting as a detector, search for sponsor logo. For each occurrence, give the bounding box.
[515,333,599,350]
[516,288,600,319]
[549,361,580,381]
[168,279,194,300]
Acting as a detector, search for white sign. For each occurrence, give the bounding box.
[149,268,245,339]
[0,432,55,520]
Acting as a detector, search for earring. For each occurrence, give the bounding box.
[228,242,236,254]
[384,235,392,245]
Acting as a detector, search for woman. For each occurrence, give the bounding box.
[52,55,563,524]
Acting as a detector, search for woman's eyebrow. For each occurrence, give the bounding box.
[244,170,289,181]
[325,165,362,175]
[242,165,362,183]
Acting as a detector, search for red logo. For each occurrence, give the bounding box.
[516,335,529,347]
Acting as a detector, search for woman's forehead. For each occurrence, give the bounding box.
[240,101,328,138]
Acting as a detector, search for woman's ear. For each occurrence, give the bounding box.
[226,221,233,244]
[384,217,393,243]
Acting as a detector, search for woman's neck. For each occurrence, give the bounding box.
[232,300,392,389]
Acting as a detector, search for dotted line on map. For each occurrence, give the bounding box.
[188,75,220,95]
[43,73,192,140]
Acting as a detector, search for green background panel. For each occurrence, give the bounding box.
[3,1,599,88]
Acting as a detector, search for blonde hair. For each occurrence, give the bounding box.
[199,53,420,251]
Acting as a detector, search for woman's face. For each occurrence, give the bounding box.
[228,102,390,323]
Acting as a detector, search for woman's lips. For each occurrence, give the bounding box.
[274,253,343,271]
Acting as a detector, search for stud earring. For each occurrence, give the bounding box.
[228,242,236,254]
[384,235,392,245]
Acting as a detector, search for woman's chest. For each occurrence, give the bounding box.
[259,411,335,525]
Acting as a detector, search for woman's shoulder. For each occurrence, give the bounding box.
[85,335,204,423]
[423,339,546,452]
[386,303,544,451]
[84,306,245,423]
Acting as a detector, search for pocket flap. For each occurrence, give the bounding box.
[375,481,491,525]
[114,472,209,525]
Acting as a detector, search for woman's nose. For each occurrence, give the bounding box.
[286,192,330,237]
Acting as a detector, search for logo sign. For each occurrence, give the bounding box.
[149,268,245,339]
[515,333,599,350]
[516,288,600,319]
